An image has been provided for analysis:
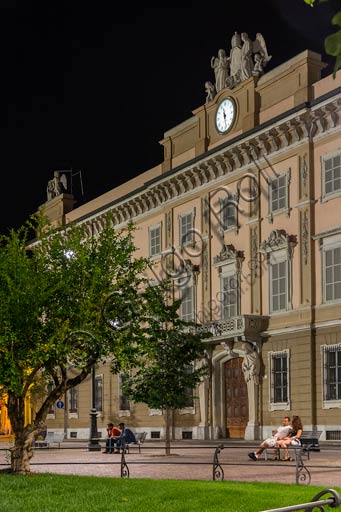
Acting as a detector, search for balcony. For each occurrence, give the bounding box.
[198,315,269,343]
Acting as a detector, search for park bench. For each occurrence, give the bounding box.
[265,430,322,461]
[125,432,147,454]
[34,431,65,449]
[300,430,322,453]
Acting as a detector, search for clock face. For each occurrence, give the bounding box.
[215,97,236,134]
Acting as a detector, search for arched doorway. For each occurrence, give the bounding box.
[225,357,248,438]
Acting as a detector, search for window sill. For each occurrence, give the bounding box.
[269,402,290,411]
[149,253,161,261]
[179,407,195,415]
[149,409,162,416]
[321,191,341,203]
[222,225,239,236]
[68,413,78,419]
[322,298,341,306]
[267,207,291,224]
[119,410,131,417]
[323,400,341,409]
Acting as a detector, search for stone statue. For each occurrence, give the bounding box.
[47,171,67,201]
[241,342,260,385]
[208,31,272,93]
[252,53,264,77]
[204,81,216,104]
[211,49,229,93]
[227,32,242,86]
[240,32,254,80]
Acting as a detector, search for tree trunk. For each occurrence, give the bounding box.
[165,408,171,455]
[11,430,35,474]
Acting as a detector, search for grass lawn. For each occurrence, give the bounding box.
[0,473,336,512]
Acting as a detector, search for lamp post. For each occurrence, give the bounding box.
[88,364,101,451]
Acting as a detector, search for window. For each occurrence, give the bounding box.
[94,375,103,412]
[222,274,238,319]
[271,175,287,212]
[180,284,194,321]
[270,260,288,312]
[149,224,161,257]
[323,152,341,197]
[267,170,291,222]
[183,375,194,408]
[324,246,341,302]
[179,212,194,246]
[221,196,237,231]
[269,351,289,410]
[260,230,296,314]
[323,345,341,406]
[68,386,78,414]
[119,374,130,411]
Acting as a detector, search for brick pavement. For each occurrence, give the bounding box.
[1,440,341,487]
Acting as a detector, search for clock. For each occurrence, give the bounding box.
[215,97,236,134]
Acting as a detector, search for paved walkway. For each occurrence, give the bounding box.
[1,440,341,487]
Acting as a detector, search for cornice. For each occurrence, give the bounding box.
[75,93,341,230]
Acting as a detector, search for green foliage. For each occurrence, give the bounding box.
[303,0,341,76]
[0,214,150,442]
[121,281,209,411]
[325,11,341,76]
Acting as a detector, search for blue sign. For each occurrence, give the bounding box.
[56,400,64,409]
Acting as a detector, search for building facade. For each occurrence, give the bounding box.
[41,40,341,442]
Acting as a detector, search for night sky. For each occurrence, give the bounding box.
[1,2,338,234]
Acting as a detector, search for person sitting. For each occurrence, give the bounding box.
[103,422,121,454]
[248,416,292,461]
[276,415,303,461]
[114,422,136,453]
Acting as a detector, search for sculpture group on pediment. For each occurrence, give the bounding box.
[205,31,272,100]
[46,171,68,201]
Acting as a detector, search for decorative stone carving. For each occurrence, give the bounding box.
[213,244,244,266]
[165,211,172,248]
[301,210,309,266]
[202,243,209,291]
[47,171,67,201]
[260,229,297,259]
[241,342,260,385]
[300,154,308,191]
[251,226,259,274]
[207,31,271,93]
[204,81,217,103]
[221,340,238,358]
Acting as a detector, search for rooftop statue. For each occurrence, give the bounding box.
[206,31,272,96]
[204,81,217,104]
[211,49,229,93]
[47,171,68,201]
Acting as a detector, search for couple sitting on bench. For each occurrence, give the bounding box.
[248,415,303,461]
[104,422,136,454]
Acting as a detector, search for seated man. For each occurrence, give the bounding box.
[248,416,292,461]
[103,422,121,454]
[276,415,303,461]
[114,422,136,452]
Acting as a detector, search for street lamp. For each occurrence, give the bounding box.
[88,364,101,451]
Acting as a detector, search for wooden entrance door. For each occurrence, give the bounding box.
[225,357,248,438]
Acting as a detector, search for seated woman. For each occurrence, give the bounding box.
[276,415,303,461]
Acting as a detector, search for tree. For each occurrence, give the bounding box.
[120,283,209,455]
[304,0,341,75]
[0,215,149,474]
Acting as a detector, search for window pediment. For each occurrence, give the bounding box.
[213,244,244,268]
[260,229,297,260]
